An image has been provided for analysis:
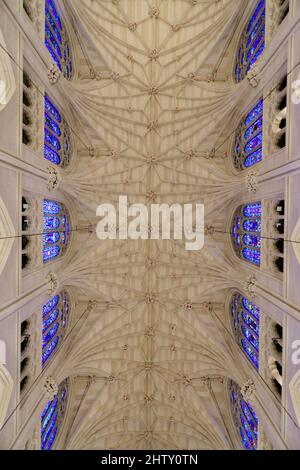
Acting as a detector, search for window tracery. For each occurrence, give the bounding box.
[45,0,73,80]
[234,0,266,83]
[231,202,262,266]
[230,293,260,369]
[233,98,263,170]
[43,199,71,263]
[42,291,70,367]
[41,378,69,450]
[229,380,259,450]
[44,94,72,168]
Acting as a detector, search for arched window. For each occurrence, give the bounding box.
[231,202,262,266]
[230,293,260,369]
[234,0,265,83]
[43,199,71,263]
[45,0,73,80]
[42,291,70,367]
[41,378,69,450]
[233,98,263,170]
[44,94,72,167]
[229,380,258,450]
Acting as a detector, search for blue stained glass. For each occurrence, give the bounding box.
[43,217,60,230]
[242,325,259,350]
[246,26,265,61]
[243,234,261,248]
[245,100,263,126]
[235,1,265,83]
[43,232,60,245]
[247,16,263,46]
[43,198,70,265]
[41,397,58,433]
[229,380,258,450]
[41,411,58,449]
[232,203,262,266]
[42,336,59,365]
[45,26,62,59]
[246,0,265,33]
[234,98,263,170]
[41,378,69,451]
[246,401,258,422]
[43,295,59,316]
[242,311,259,334]
[44,96,61,123]
[45,128,61,151]
[46,427,57,450]
[244,117,263,140]
[45,1,73,81]
[244,133,263,154]
[41,401,52,421]
[45,115,61,137]
[43,199,61,215]
[231,294,260,369]
[243,219,260,232]
[242,297,260,320]
[244,149,262,168]
[248,42,265,71]
[43,323,59,348]
[243,248,261,265]
[43,309,59,333]
[240,414,255,447]
[46,0,62,30]
[45,9,62,43]
[43,245,60,262]
[241,401,258,431]
[240,427,251,450]
[243,203,261,217]
[44,145,61,165]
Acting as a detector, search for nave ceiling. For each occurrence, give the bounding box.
[34,0,258,449]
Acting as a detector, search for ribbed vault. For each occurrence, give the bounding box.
[54,0,253,450]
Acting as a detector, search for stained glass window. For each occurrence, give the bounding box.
[44,94,72,167]
[234,0,265,83]
[45,0,73,80]
[43,199,71,263]
[231,293,260,369]
[42,291,70,367]
[233,98,263,170]
[229,380,258,450]
[231,202,262,266]
[41,378,69,450]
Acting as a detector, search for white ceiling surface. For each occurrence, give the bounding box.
[59,0,251,450]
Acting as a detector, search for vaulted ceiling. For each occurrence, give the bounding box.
[55,0,253,450]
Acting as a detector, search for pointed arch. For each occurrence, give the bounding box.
[43,199,71,263]
[231,202,262,266]
[230,293,260,369]
[229,380,258,450]
[234,0,266,82]
[41,378,69,450]
[45,0,73,80]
